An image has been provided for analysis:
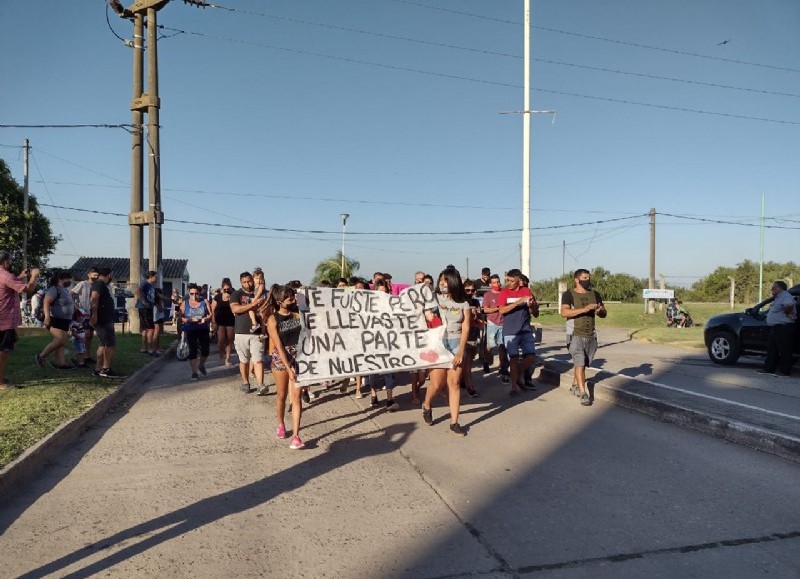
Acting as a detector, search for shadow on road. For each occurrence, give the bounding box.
[16,422,415,579]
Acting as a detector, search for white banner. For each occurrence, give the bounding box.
[295,284,453,386]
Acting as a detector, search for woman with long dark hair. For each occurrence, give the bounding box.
[211,277,236,367]
[35,270,75,370]
[421,267,471,436]
[266,284,305,450]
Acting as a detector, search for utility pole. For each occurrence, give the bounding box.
[758,193,765,302]
[128,10,144,333]
[648,208,656,314]
[521,0,531,279]
[340,213,349,278]
[146,3,164,291]
[22,139,30,271]
[113,0,168,332]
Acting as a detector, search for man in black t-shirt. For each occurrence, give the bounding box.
[560,269,606,406]
[90,268,121,378]
[230,271,267,393]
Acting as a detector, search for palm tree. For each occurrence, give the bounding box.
[312,251,360,285]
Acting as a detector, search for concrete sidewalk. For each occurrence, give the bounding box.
[536,327,800,462]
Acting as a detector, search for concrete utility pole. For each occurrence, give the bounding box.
[118,0,168,332]
[648,208,656,314]
[728,276,736,309]
[22,139,29,271]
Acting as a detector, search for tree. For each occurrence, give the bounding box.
[311,251,360,286]
[0,158,59,271]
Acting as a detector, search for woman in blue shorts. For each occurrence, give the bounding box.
[421,267,471,437]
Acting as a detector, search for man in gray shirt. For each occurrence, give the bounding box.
[757,281,797,377]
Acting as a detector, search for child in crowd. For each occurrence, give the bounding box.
[461,279,482,398]
[366,373,399,411]
[248,267,266,334]
[69,308,88,368]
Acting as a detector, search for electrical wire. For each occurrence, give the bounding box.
[0,124,136,130]
[35,180,518,211]
[190,6,800,100]
[391,0,800,74]
[659,212,800,229]
[30,152,79,256]
[35,203,649,235]
[155,26,800,126]
[34,148,128,185]
[105,2,129,45]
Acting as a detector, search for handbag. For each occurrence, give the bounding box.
[176,330,190,361]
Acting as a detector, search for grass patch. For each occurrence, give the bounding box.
[535,302,743,349]
[0,328,170,468]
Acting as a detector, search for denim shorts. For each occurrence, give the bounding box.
[486,323,504,351]
[443,336,461,355]
[503,332,536,357]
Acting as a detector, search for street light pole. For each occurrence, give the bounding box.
[521,0,531,279]
[340,213,349,278]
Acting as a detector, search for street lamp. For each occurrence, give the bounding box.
[340,213,349,278]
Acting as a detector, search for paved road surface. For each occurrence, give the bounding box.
[1,346,799,578]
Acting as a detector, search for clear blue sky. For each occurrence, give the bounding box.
[1,0,798,288]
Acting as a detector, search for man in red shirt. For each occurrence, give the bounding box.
[497,269,538,395]
[0,251,40,389]
[479,274,510,381]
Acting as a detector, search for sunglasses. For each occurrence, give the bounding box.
[465,289,474,294]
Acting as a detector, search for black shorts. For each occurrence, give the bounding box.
[95,323,117,347]
[49,317,71,332]
[0,329,17,352]
[138,308,155,330]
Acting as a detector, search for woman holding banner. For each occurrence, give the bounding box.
[266,284,305,450]
[421,267,471,437]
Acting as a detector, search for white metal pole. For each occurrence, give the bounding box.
[758,193,765,302]
[340,213,349,278]
[22,139,29,270]
[521,0,531,278]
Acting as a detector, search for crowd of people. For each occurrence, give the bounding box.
[166,264,608,448]
[0,251,610,445]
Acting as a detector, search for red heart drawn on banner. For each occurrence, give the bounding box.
[419,350,439,363]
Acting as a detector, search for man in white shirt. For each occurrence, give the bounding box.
[757,281,797,377]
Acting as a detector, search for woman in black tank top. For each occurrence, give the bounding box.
[211,277,236,367]
[266,284,306,450]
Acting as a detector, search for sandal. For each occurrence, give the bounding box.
[422,406,433,425]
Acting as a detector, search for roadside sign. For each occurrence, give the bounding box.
[643,289,675,299]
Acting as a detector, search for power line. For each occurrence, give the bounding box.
[658,211,800,229]
[191,5,799,100]
[30,152,79,256]
[0,124,136,130]
[35,180,519,211]
[535,58,800,100]
[34,147,128,185]
[391,0,800,74]
[36,202,648,235]
[155,26,800,126]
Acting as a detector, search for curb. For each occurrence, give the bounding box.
[539,361,800,464]
[0,345,176,499]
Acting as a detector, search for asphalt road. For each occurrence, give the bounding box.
[1,341,799,578]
